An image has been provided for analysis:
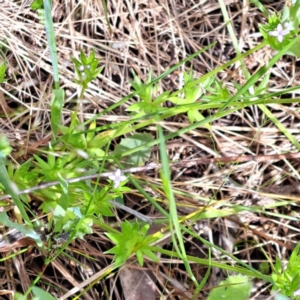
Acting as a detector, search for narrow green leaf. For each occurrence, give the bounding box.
[0,212,42,246]
[218,35,300,113]
[51,88,65,137]
[43,0,59,86]
[0,153,31,225]
[142,248,159,263]
[34,154,51,171]
[136,249,144,266]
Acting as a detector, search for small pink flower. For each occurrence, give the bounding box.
[269,23,290,43]
[108,169,127,188]
[294,288,300,297]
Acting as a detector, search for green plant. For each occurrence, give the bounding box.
[271,243,300,299]
[71,49,103,96]
[0,135,33,227]
[207,275,252,300]
[113,133,154,167]
[105,220,161,267]
[14,286,56,300]
[0,63,7,83]
[168,70,230,123]
[259,0,300,57]
[1,0,300,298]
[126,69,170,116]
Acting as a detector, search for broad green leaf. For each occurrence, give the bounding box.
[13,292,27,300]
[0,212,42,246]
[207,275,252,300]
[113,133,154,167]
[31,0,43,10]
[32,287,56,300]
[0,134,12,155]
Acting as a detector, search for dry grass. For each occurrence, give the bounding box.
[0,0,300,299]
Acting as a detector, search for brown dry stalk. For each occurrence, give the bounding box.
[176,152,300,167]
[226,216,294,251]
[0,90,13,114]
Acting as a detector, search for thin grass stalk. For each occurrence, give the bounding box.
[43,0,59,88]
[158,124,198,285]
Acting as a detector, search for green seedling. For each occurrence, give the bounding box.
[271,243,300,299]
[259,1,300,57]
[127,69,170,116]
[71,49,103,95]
[0,136,32,227]
[51,206,93,240]
[105,220,161,267]
[1,0,300,298]
[0,63,7,83]
[168,70,230,123]
[30,0,43,11]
